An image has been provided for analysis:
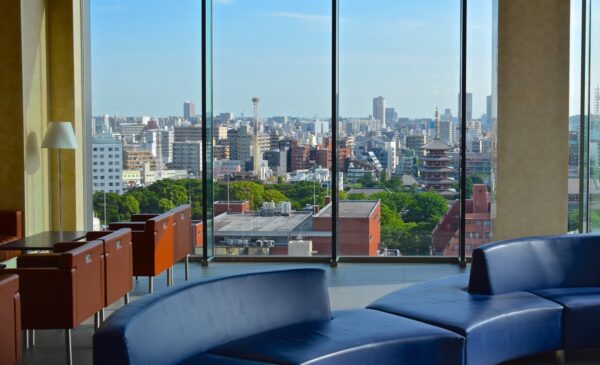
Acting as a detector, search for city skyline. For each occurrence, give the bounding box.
[91,0,493,119]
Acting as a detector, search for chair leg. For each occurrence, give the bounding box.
[24,330,30,349]
[31,330,36,346]
[94,312,101,330]
[149,277,154,294]
[185,255,189,281]
[100,308,105,323]
[166,267,173,287]
[554,350,566,364]
[65,329,73,365]
[124,293,130,305]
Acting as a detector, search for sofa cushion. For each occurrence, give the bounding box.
[532,287,600,349]
[178,353,271,365]
[209,309,464,365]
[368,274,563,365]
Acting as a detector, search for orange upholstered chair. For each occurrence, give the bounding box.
[109,212,175,293]
[55,228,133,313]
[84,229,133,307]
[0,274,21,365]
[0,211,23,262]
[130,204,192,281]
[3,240,105,365]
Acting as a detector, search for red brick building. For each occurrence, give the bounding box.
[312,200,381,256]
[431,184,492,256]
[213,200,250,216]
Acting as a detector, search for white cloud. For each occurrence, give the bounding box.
[268,12,331,25]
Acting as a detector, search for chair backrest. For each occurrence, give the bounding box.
[94,269,331,365]
[147,212,175,274]
[0,210,22,238]
[0,274,21,365]
[469,233,600,294]
[58,240,105,324]
[171,205,192,262]
[87,229,133,306]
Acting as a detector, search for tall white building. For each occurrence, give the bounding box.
[373,96,386,127]
[92,134,123,194]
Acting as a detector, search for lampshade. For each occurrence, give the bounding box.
[41,121,78,149]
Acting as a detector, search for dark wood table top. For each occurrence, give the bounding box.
[0,231,88,251]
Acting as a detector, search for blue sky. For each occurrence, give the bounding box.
[91,0,493,119]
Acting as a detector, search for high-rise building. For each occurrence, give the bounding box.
[183,101,196,121]
[373,96,386,127]
[123,149,157,171]
[405,135,426,151]
[458,92,473,121]
[385,108,397,125]
[228,125,253,162]
[174,125,202,142]
[159,129,174,163]
[92,134,123,194]
[172,141,202,177]
[486,95,492,127]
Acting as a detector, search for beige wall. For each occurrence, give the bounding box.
[0,0,86,234]
[494,0,570,240]
[21,0,50,235]
[0,1,26,218]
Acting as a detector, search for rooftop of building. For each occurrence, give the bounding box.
[214,211,312,237]
[315,200,379,218]
[92,134,120,145]
[346,188,389,196]
[422,138,453,151]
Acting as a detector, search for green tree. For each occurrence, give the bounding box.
[229,181,265,210]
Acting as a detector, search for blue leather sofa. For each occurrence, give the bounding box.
[94,234,600,365]
[371,233,600,364]
[94,269,464,365]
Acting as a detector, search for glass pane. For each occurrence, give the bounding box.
[568,0,585,233]
[212,0,333,257]
[90,0,203,253]
[588,0,600,232]
[463,0,494,256]
[339,0,461,256]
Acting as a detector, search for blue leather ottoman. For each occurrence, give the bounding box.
[368,274,563,365]
[207,309,464,365]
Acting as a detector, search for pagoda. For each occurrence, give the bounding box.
[420,108,457,198]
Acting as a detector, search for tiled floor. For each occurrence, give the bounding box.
[15,262,600,364]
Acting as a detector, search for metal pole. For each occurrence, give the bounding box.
[330,0,339,267]
[58,149,63,231]
[459,0,468,266]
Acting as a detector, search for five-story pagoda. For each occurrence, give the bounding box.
[420,108,458,198]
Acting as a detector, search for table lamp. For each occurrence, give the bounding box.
[41,121,78,231]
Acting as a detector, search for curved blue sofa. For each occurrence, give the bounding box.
[94,269,464,365]
[94,234,600,365]
[371,233,600,364]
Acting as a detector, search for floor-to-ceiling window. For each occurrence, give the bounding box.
[88,0,504,262]
[464,0,494,255]
[338,0,462,257]
[89,0,203,240]
[211,0,333,257]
